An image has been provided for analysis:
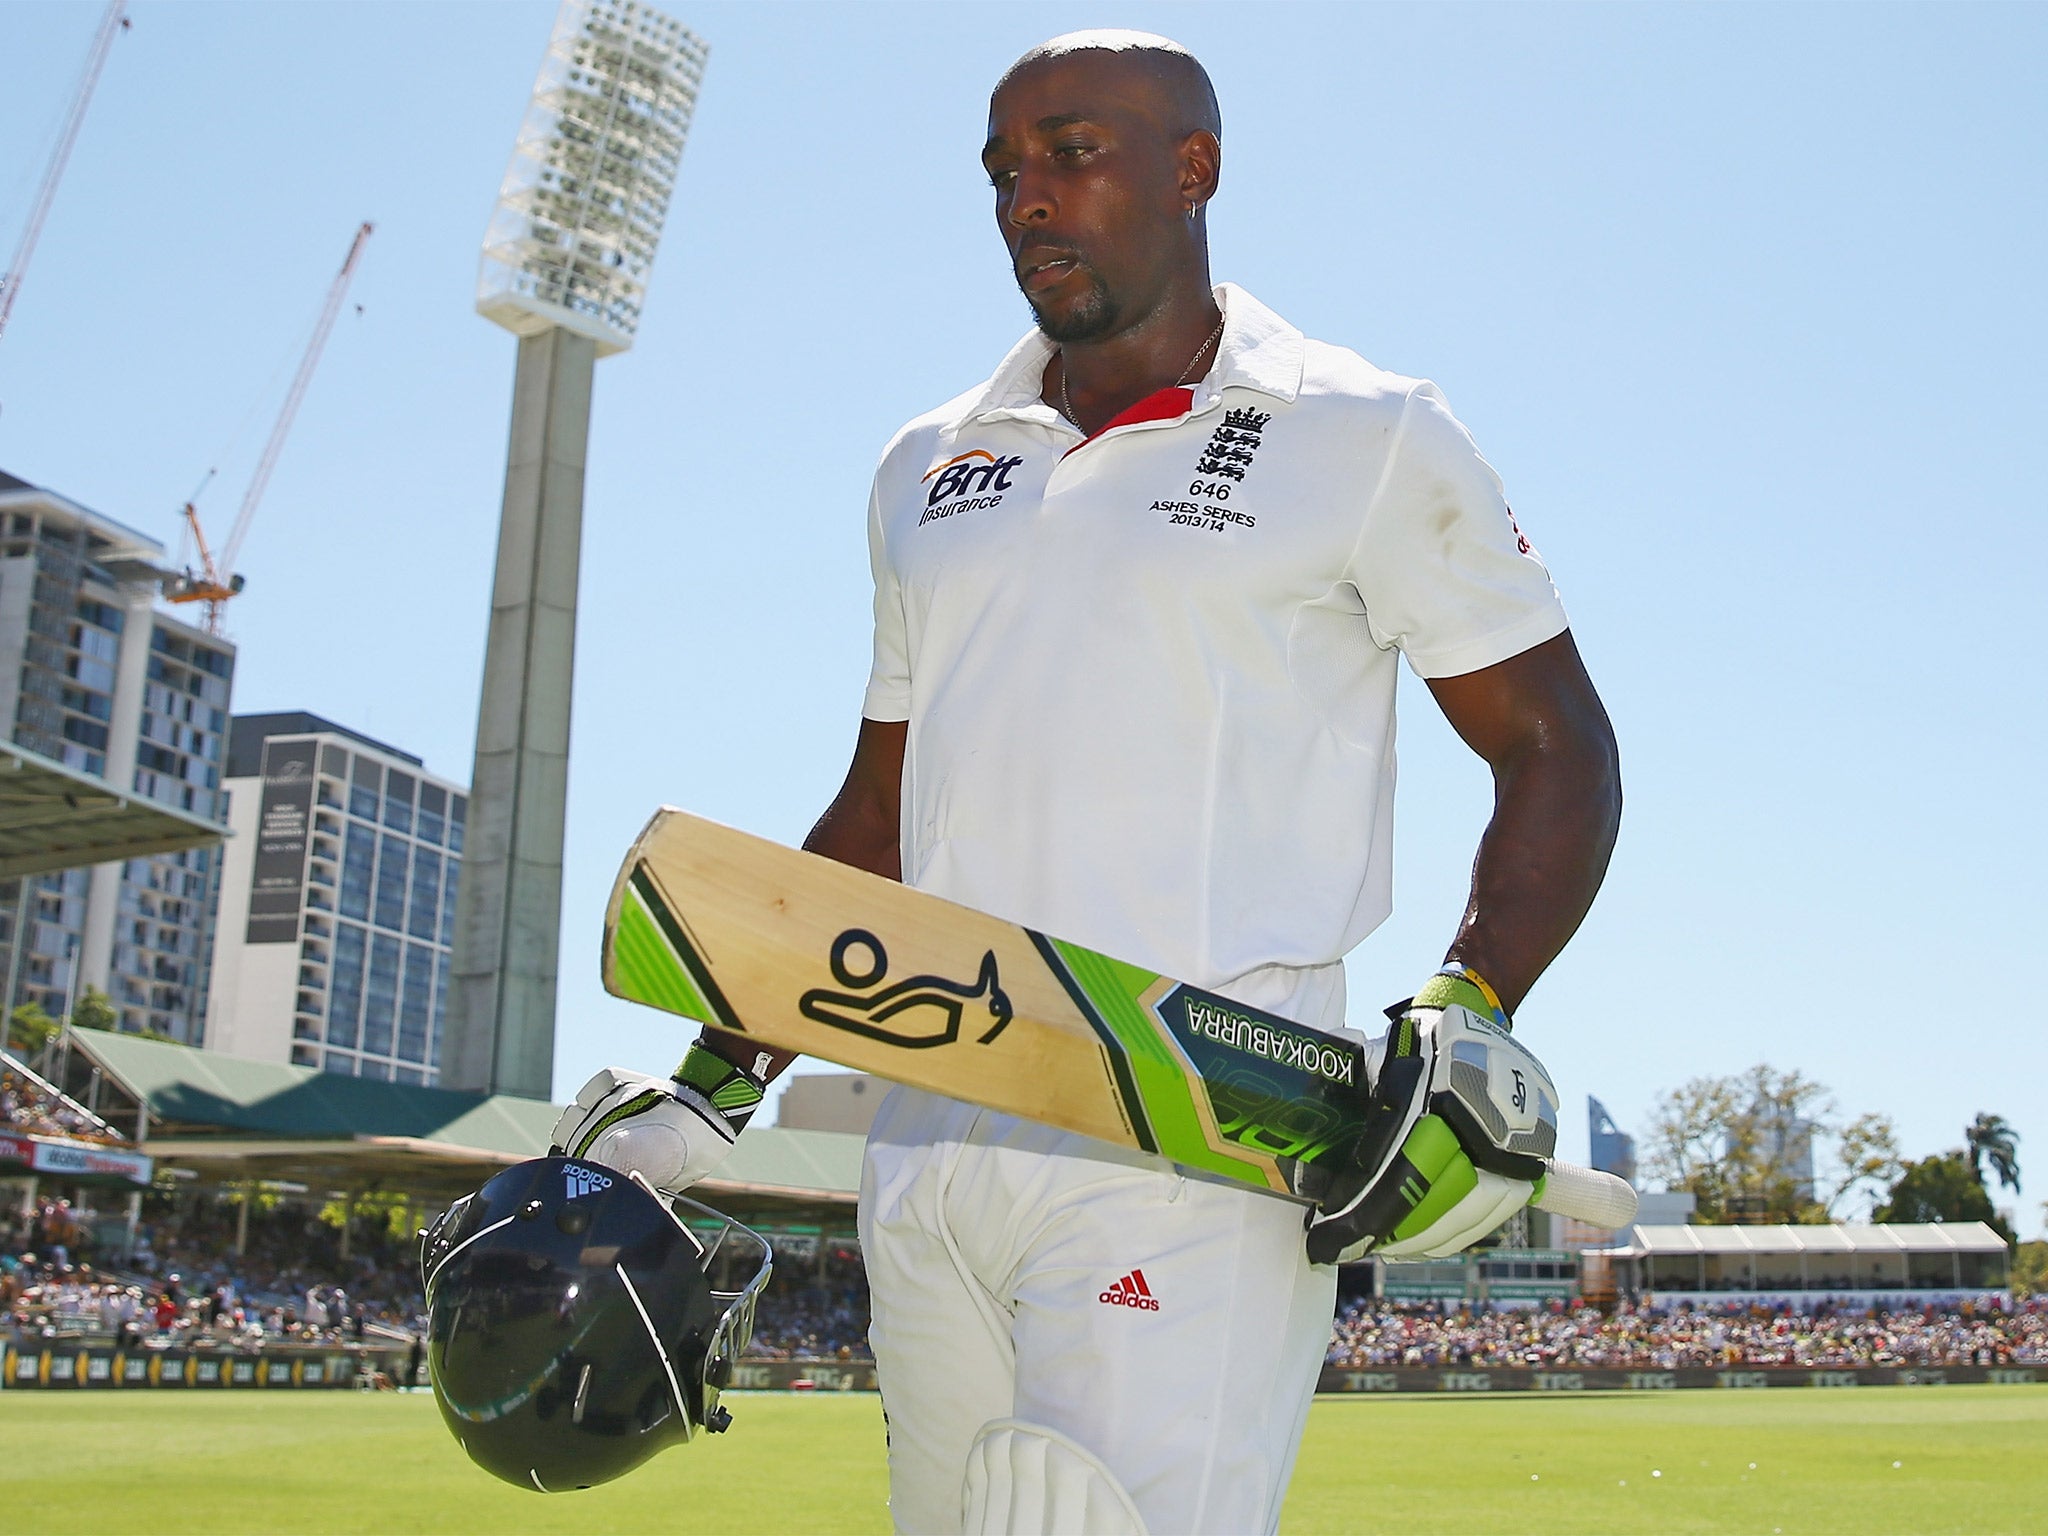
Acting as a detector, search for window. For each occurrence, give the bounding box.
[60,686,110,720]
[399,944,435,1063]
[449,795,466,854]
[408,848,441,940]
[71,623,119,663]
[70,655,114,692]
[62,716,109,751]
[339,824,375,921]
[374,835,409,931]
[75,597,125,633]
[432,951,449,1067]
[363,933,401,1055]
[417,784,446,845]
[384,770,415,835]
[319,744,347,778]
[327,923,366,1047]
[350,755,381,819]
[439,860,459,947]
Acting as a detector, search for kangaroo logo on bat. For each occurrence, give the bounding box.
[798,928,1014,1049]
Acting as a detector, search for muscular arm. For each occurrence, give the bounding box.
[1425,630,1620,1016]
[699,717,908,1080]
[802,717,907,879]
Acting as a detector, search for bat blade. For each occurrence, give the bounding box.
[602,809,1378,1199]
[601,808,1635,1228]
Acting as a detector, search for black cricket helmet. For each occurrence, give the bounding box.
[421,1156,772,1492]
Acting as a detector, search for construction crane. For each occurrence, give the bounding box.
[167,220,373,633]
[0,0,130,348]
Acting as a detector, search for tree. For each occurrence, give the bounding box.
[1875,1151,2014,1244]
[320,1187,420,1244]
[2013,1240,2048,1299]
[67,986,117,1033]
[1641,1064,1901,1223]
[6,1001,59,1057]
[1965,1113,2021,1194]
[1825,1111,1906,1218]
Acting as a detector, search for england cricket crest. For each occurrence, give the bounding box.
[1193,406,1270,481]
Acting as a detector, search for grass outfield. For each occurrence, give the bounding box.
[4,1386,2044,1533]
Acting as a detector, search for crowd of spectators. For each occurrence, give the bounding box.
[8,1177,2043,1373]
[1325,1296,2048,1369]
[1,1193,426,1348]
[738,1260,2048,1369]
[743,1245,872,1360]
[1,1063,121,1145]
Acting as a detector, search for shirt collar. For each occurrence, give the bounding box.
[963,282,1305,426]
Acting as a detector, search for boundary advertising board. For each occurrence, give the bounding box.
[1,1340,402,1389]
[1314,1363,2043,1392]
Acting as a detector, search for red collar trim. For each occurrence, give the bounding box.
[1062,386,1194,456]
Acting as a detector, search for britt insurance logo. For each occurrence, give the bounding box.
[920,449,1023,525]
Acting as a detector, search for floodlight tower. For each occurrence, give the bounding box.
[444,0,708,1098]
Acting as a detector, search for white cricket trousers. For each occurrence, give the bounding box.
[858,1085,1338,1536]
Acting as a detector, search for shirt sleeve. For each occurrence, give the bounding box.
[1346,382,1568,679]
[860,476,913,721]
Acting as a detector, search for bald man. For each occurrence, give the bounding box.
[562,29,1619,1534]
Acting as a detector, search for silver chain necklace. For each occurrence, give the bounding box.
[1059,312,1226,429]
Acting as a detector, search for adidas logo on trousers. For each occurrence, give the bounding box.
[1098,1269,1160,1310]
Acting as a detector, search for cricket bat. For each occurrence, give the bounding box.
[600,808,1637,1230]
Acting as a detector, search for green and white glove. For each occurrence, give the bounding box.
[1306,967,1559,1265]
[550,1041,768,1196]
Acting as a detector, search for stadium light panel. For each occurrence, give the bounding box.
[477,0,708,356]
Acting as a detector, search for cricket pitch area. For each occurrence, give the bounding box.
[6,1385,2042,1534]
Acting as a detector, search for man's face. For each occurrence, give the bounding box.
[982,54,1193,344]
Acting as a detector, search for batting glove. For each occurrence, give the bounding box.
[551,1042,767,1195]
[1306,968,1559,1265]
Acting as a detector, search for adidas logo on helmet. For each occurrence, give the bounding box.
[1097,1269,1160,1311]
[564,1164,613,1200]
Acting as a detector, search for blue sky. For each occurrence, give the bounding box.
[1,2,2041,1234]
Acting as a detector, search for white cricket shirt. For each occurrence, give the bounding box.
[862,284,1567,1032]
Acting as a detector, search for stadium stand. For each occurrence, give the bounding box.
[10,1189,2039,1374]
[6,1032,2038,1380]
[1325,1296,2046,1368]
[2,1061,123,1144]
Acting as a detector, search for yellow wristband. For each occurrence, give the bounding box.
[1413,963,1511,1029]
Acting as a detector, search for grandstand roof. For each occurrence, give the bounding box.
[1616,1222,2008,1256]
[60,1031,864,1215]
[0,742,226,878]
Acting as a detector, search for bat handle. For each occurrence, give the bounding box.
[1533,1159,1638,1229]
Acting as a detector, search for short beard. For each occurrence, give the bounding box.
[1025,264,1120,343]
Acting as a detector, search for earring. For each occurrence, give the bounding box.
[1187,202,1199,222]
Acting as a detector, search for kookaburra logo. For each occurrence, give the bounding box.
[1511,1069,1528,1114]
[799,929,1014,1048]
